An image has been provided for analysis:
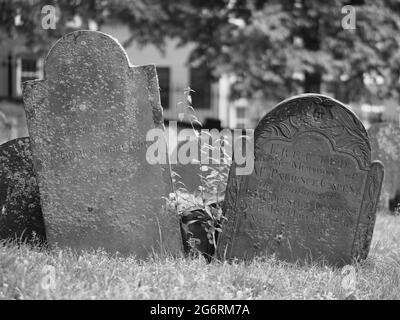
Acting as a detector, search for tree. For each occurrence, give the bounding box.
[0,0,165,54]
[118,0,400,103]
[2,0,400,104]
[147,0,400,103]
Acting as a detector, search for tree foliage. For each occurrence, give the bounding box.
[145,0,400,103]
[2,0,400,103]
[0,0,164,52]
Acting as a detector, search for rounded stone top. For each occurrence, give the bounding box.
[260,94,365,130]
[255,93,371,169]
[44,30,132,79]
[256,93,368,137]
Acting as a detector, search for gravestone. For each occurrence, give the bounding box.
[22,30,180,258]
[0,137,46,243]
[218,94,384,266]
[368,122,400,212]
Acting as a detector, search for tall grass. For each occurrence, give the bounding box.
[1,212,399,300]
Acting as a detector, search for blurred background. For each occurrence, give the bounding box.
[1,0,400,139]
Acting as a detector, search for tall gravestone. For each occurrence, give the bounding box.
[218,94,384,266]
[368,122,400,212]
[0,137,46,243]
[22,31,180,258]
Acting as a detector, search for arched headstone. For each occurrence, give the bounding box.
[218,94,384,266]
[0,137,46,243]
[22,31,180,257]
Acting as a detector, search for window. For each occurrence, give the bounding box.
[16,58,43,96]
[189,66,212,109]
[156,67,170,109]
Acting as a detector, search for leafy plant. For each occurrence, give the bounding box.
[171,87,231,256]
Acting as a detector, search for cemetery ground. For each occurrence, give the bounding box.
[0,211,399,300]
[0,32,397,301]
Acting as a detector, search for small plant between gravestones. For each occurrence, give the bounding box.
[171,88,230,262]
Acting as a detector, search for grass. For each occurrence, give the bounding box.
[0,212,399,300]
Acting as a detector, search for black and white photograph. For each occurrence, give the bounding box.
[0,0,400,305]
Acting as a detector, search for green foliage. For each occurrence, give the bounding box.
[151,0,400,103]
[0,0,165,54]
[2,0,400,102]
[171,88,230,251]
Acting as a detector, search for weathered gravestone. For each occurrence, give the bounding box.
[0,137,46,243]
[368,122,400,212]
[218,94,384,266]
[22,30,180,258]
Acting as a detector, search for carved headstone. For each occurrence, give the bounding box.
[218,94,384,266]
[368,122,400,212]
[0,137,46,243]
[22,31,180,257]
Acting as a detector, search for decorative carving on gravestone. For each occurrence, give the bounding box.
[368,123,400,212]
[0,137,46,243]
[22,31,180,258]
[218,94,384,266]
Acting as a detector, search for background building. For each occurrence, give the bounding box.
[1,23,399,135]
